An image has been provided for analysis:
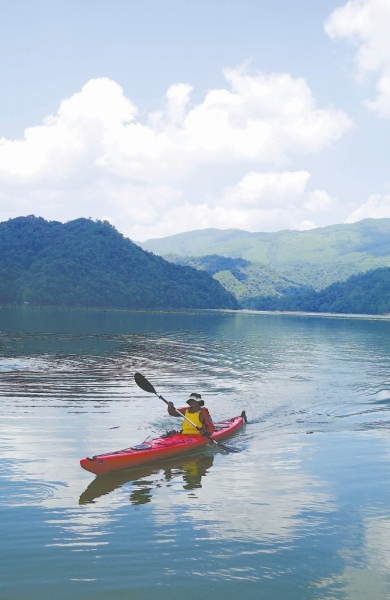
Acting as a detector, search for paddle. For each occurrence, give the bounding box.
[134,372,240,453]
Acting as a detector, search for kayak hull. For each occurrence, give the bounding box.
[80,415,245,476]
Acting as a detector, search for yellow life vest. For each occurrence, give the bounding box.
[181,409,202,435]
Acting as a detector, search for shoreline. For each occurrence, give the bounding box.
[1,304,390,321]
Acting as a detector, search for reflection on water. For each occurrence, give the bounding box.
[79,454,214,505]
[2,307,390,599]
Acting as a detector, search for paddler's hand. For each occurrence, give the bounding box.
[200,427,209,436]
[167,401,176,415]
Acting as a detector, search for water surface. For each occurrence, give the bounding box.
[1,307,390,599]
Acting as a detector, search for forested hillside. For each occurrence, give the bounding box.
[141,219,390,291]
[165,254,310,303]
[0,216,238,310]
[247,267,390,315]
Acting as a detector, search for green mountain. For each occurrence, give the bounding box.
[164,254,310,304]
[140,219,390,263]
[140,219,390,291]
[0,216,238,310]
[249,267,390,315]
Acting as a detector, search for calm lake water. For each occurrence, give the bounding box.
[1,306,390,599]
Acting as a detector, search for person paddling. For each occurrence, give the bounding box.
[167,393,215,436]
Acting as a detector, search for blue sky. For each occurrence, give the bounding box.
[0,0,389,240]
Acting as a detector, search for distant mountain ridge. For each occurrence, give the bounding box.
[0,216,238,310]
[140,219,390,294]
[140,219,390,266]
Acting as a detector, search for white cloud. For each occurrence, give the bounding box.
[224,170,311,208]
[366,72,390,117]
[299,220,317,230]
[346,193,390,222]
[304,189,338,212]
[165,83,193,125]
[176,67,351,163]
[0,68,352,239]
[325,0,390,117]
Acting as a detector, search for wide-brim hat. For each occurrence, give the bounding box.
[186,393,204,407]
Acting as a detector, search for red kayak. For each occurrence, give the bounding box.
[80,413,246,476]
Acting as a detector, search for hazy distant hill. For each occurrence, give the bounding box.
[140,219,390,292]
[248,267,390,315]
[0,216,238,310]
[140,219,390,264]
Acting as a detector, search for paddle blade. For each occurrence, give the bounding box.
[134,372,157,395]
[219,443,241,453]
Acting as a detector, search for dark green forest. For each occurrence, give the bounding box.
[0,216,238,310]
[247,267,390,314]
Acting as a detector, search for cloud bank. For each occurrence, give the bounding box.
[0,67,352,239]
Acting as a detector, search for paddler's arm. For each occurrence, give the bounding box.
[167,402,186,417]
[198,412,208,435]
[199,408,215,435]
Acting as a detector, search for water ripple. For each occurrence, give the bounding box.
[0,480,62,506]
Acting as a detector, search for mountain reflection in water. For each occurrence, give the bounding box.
[79,454,214,505]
